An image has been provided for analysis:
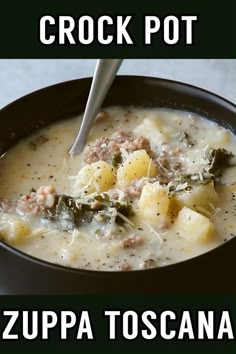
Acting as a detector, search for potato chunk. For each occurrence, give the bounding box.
[138,182,171,225]
[117,150,157,186]
[175,207,214,242]
[0,213,31,244]
[75,160,116,193]
[174,181,219,212]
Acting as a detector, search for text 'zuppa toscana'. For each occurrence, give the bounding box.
[0,107,236,271]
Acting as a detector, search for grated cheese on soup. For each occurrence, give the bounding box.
[0,107,235,271]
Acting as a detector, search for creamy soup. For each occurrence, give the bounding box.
[0,107,236,271]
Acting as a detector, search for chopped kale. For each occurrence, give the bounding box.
[91,194,134,224]
[114,201,134,224]
[53,193,134,230]
[56,195,80,230]
[206,148,235,177]
[169,173,214,194]
[112,153,122,167]
[56,194,93,230]
[169,148,235,194]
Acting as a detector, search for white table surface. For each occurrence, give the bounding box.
[0,59,235,108]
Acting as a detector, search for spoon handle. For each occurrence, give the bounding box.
[69,59,123,155]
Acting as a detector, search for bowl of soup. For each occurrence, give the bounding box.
[0,76,235,294]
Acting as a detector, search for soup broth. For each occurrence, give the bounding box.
[0,107,235,271]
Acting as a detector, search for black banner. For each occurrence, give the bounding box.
[0,296,236,354]
[0,0,235,58]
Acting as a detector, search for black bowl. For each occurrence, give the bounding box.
[0,76,235,294]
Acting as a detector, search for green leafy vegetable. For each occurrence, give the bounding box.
[169,148,235,194]
[91,194,134,224]
[206,148,235,177]
[169,173,214,194]
[53,193,134,230]
[112,153,122,167]
[56,194,93,230]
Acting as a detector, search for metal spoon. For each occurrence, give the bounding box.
[69,59,123,155]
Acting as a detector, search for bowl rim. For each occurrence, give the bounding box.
[1,75,236,113]
[0,74,236,276]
